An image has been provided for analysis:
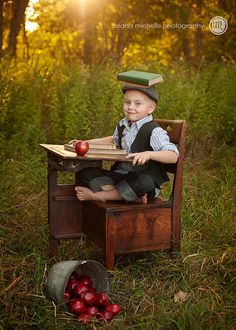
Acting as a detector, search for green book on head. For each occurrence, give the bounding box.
[117,70,163,87]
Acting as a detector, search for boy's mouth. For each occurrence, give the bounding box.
[126,111,136,115]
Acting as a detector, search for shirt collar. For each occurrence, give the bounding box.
[120,114,153,129]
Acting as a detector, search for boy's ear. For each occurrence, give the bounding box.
[148,101,156,114]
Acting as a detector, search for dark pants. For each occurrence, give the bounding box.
[75,167,156,202]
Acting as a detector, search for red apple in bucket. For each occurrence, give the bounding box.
[86,306,98,316]
[64,290,71,302]
[64,272,122,324]
[81,292,97,306]
[95,292,109,307]
[66,277,79,291]
[69,299,86,315]
[79,275,93,287]
[75,141,89,156]
[74,283,90,297]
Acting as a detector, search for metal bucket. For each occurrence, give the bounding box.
[44,260,110,311]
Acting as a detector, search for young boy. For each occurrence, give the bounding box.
[75,84,179,204]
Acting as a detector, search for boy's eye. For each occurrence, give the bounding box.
[124,100,142,106]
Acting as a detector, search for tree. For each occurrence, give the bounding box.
[0,0,4,57]
[1,0,235,64]
[0,0,29,58]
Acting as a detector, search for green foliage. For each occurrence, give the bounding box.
[0,60,126,158]
[0,61,235,161]
[155,62,236,148]
[84,65,123,138]
[0,59,46,159]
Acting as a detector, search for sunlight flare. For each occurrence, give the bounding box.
[25,0,39,32]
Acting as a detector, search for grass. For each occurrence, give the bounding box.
[0,141,235,330]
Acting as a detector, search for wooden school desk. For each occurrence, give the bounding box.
[40,144,127,256]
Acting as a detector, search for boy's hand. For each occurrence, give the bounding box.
[126,151,151,165]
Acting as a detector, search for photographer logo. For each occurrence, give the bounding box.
[209,16,228,35]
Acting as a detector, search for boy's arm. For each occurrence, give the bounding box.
[126,126,179,165]
[126,150,178,165]
[71,136,114,145]
[86,136,114,144]
[126,125,179,165]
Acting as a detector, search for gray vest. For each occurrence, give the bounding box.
[114,121,169,187]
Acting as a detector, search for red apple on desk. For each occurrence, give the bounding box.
[75,141,89,156]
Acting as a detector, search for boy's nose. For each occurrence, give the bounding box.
[128,103,134,109]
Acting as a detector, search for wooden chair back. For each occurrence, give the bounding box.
[156,119,186,174]
[156,119,186,229]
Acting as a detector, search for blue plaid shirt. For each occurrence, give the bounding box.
[112,115,179,194]
[113,114,179,155]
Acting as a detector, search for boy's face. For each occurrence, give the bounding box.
[123,90,156,123]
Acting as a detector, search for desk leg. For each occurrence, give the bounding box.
[49,236,59,257]
[48,162,59,256]
[47,154,85,257]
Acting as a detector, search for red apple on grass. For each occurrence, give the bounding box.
[101,310,114,322]
[76,313,92,324]
[75,141,89,156]
[96,310,114,322]
[106,303,122,316]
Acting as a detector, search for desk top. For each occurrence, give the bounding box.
[40,144,129,162]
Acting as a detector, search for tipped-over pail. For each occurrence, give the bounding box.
[44,260,110,311]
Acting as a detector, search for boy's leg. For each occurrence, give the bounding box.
[75,167,124,202]
[75,167,119,190]
[115,172,156,203]
[75,185,123,201]
[75,168,156,203]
